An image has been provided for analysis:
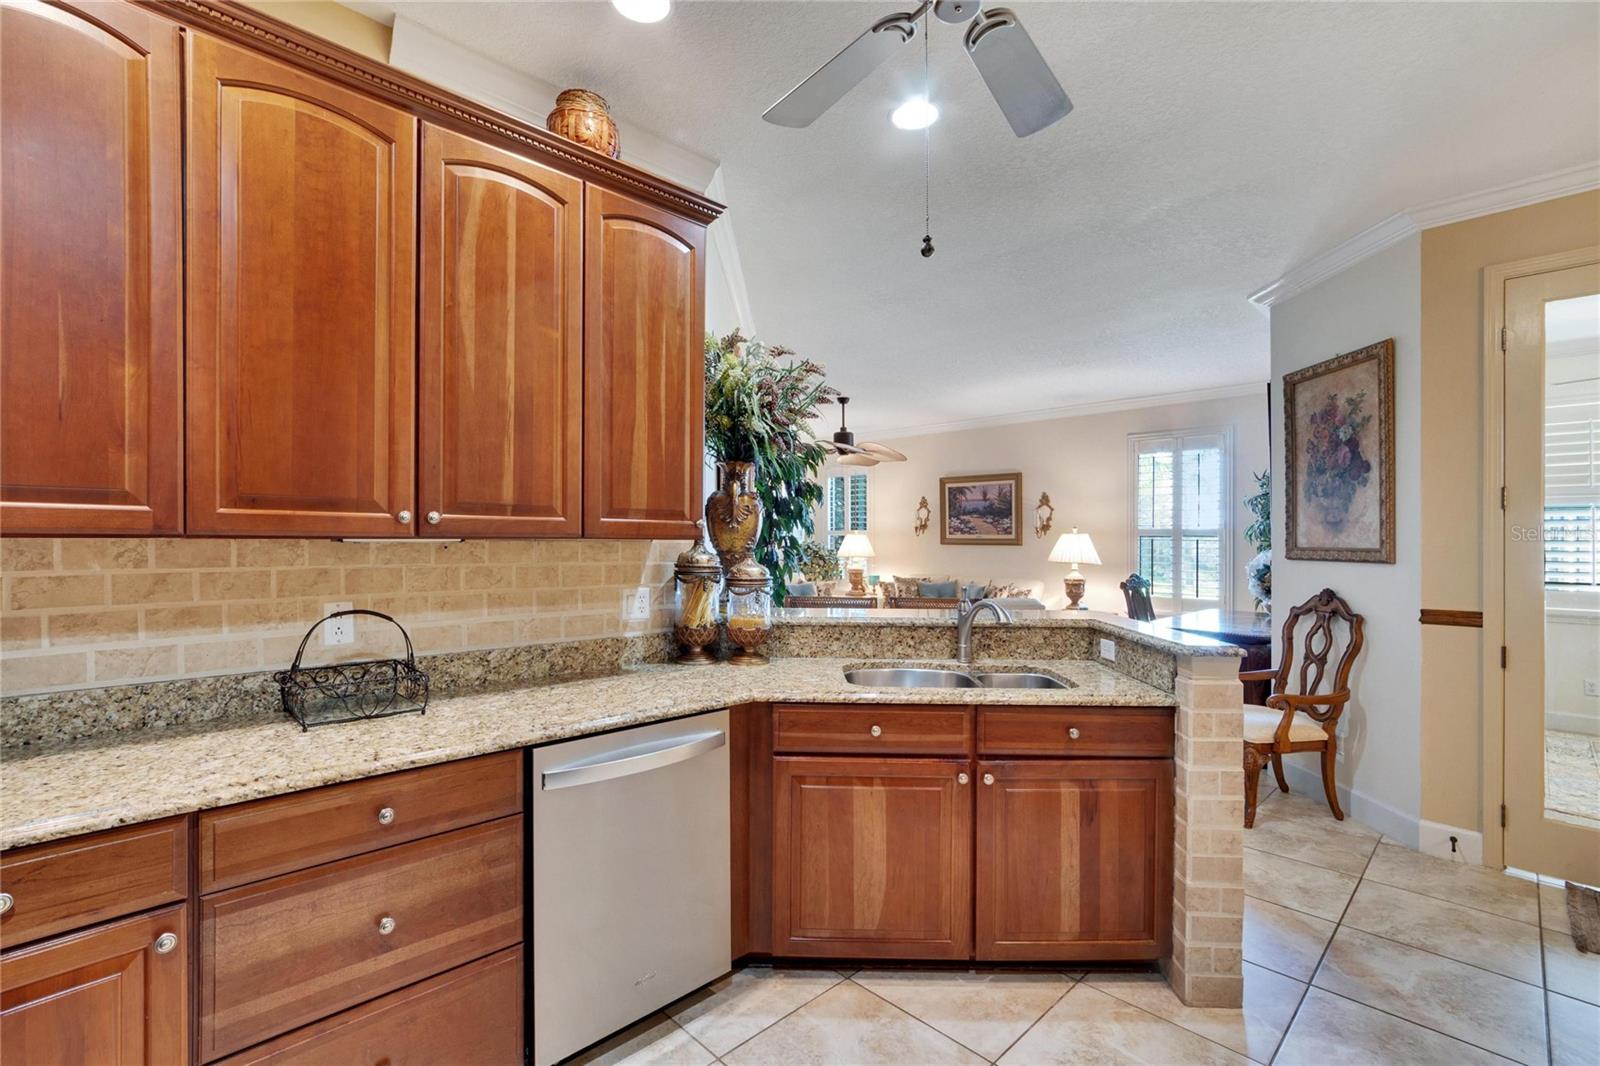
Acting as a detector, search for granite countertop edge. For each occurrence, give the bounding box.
[1,656,1177,851]
[773,608,1248,657]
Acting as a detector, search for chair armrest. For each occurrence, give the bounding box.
[1238,668,1279,682]
[1266,689,1351,710]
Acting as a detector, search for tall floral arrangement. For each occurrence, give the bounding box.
[1244,470,1272,611]
[704,330,836,602]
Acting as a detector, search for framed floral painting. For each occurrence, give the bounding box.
[940,473,1023,545]
[1284,339,1395,563]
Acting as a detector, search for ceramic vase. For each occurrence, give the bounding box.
[705,461,762,572]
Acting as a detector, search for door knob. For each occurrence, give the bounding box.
[957,772,969,785]
[1068,727,1081,740]
[377,915,396,936]
[154,932,179,954]
[396,510,412,525]
[377,806,395,825]
[982,773,995,785]
[870,725,882,737]
[0,892,12,915]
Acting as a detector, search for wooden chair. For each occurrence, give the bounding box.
[1120,574,1156,621]
[1241,588,1365,828]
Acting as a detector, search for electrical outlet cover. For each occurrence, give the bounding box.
[322,602,355,646]
[622,586,652,621]
[1099,638,1116,662]
[1585,679,1600,698]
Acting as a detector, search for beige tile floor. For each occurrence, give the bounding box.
[1546,730,1600,826]
[565,788,1600,1066]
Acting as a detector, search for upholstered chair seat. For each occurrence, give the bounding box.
[1243,706,1330,744]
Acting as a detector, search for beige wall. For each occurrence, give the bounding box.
[861,393,1269,613]
[240,1,393,62]
[1417,190,1600,830]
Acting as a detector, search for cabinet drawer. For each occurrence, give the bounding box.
[198,751,521,892]
[216,946,522,1066]
[978,708,1173,758]
[0,817,187,947]
[200,816,523,1060]
[774,704,972,756]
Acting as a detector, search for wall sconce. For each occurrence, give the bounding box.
[1034,492,1055,539]
[913,496,931,537]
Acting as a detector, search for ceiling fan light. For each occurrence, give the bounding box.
[891,96,939,130]
[611,0,670,23]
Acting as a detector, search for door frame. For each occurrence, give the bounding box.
[1480,245,1600,869]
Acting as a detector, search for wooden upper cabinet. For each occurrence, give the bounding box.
[975,759,1172,961]
[185,34,417,537]
[583,185,706,539]
[0,1,182,535]
[419,124,583,536]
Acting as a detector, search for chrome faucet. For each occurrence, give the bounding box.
[955,598,1013,665]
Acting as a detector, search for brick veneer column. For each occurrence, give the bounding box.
[1162,652,1246,1008]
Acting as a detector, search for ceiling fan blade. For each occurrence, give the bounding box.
[859,442,909,462]
[963,7,1072,137]
[819,440,869,456]
[763,6,926,128]
[838,452,881,467]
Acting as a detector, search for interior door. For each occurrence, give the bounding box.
[185,34,417,537]
[0,1,183,534]
[583,185,705,539]
[419,123,583,537]
[1503,258,1600,884]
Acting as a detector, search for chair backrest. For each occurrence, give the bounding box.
[1272,589,1365,714]
[1120,574,1156,622]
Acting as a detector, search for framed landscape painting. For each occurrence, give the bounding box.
[940,472,1023,545]
[1284,338,1396,563]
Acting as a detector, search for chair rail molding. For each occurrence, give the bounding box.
[1247,162,1600,311]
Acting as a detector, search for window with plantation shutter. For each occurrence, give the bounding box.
[824,471,870,550]
[1544,379,1600,587]
[1130,429,1231,612]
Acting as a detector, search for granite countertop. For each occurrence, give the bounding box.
[0,656,1172,851]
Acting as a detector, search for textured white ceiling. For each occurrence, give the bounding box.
[351,1,1599,436]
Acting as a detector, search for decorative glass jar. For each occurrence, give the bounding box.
[723,558,772,666]
[673,522,722,665]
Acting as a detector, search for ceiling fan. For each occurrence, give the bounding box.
[819,397,908,467]
[763,0,1071,138]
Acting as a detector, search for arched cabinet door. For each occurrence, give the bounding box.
[583,186,706,539]
[419,124,583,537]
[0,1,183,534]
[185,34,417,537]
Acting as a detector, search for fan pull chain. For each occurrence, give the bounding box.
[920,14,934,258]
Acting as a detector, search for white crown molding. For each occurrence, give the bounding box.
[705,169,757,334]
[877,381,1266,442]
[1249,162,1600,311]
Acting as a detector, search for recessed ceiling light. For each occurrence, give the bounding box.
[612,0,670,23]
[891,97,939,130]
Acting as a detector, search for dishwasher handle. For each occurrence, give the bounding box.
[541,729,726,791]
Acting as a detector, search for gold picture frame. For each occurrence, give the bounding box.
[939,472,1023,546]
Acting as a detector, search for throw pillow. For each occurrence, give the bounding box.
[786,582,817,598]
[921,579,958,598]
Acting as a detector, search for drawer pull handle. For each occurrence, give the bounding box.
[377,915,396,936]
[377,806,396,825]
[397,510,412,525]
[870,725,882,737]
[426,511,442,525]
[1068,727,1081,740]
[957,772,969,785]
[982,773,995,786]
[154,932,178,954]
[0,892,12,916]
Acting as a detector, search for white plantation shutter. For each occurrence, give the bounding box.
[1545,381,1599,586]
[1131,430,1231,611]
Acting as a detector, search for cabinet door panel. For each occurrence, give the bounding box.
[583,185,705,539]
[419,124,582,536]
[0,1,182,534]
[186,34,416,536]
[0,905,189,1066]
[773,756,971,959]
[976,759,1172,961]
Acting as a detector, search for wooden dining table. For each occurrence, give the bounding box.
[1155,609,1275,705]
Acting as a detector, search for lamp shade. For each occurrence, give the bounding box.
[1048,528,1100,566]
[836,533,876,559]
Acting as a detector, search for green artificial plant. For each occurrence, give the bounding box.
[1244,470,1271,553]
[704,329,837,603]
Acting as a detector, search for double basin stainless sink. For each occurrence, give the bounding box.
[843,667,1069,690]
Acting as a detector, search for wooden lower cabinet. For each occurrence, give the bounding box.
[772,756,972,959]
[975,759,1172,961]
[216,947,522,1066]
[0,905,189,1066]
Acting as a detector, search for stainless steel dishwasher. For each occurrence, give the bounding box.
[531,708,731,1066]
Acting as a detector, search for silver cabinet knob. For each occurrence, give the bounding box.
[377,806,395,825]
[870,725,882,737]
[426,511,442,525]
[982,773,995,786]
[396,510,412,524]
[154,932,179,954]
[1068,727,1081,740]
[0,892,13,915]
[957,772,969,785]
[377,915,396,936]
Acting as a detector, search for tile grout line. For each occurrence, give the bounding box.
[987,972,1082,1065]
[843,973,1007,1063]
[699,968,850,1063]
[1082,969,1291,1065]
[1540,883,1553,1066]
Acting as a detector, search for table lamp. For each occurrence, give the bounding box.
[835,533,876,597]
[1048,528,1101,610]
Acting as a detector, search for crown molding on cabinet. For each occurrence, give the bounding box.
[1248,162,1600,311]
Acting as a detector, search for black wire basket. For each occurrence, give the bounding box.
[274,610,430,730]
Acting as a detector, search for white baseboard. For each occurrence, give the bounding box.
[1546,710,1600,737]
[1417,820,1484,866]
[1279,761,1420,848]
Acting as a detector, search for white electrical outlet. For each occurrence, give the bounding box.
[1099,638,1116,662]
[1586,679,1600,698]
[622,586,652,621]
[322,602,355,646]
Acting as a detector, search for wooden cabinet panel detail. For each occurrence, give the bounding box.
[773,704,973,757]
[185,33,416,536]
[0,905,189,1066]
[420,124,583,537]
[0,0,183,534]
[976,759,1172,961]
[978,708,1174,759]
[773,756,972,959]
[583,185,706,539]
